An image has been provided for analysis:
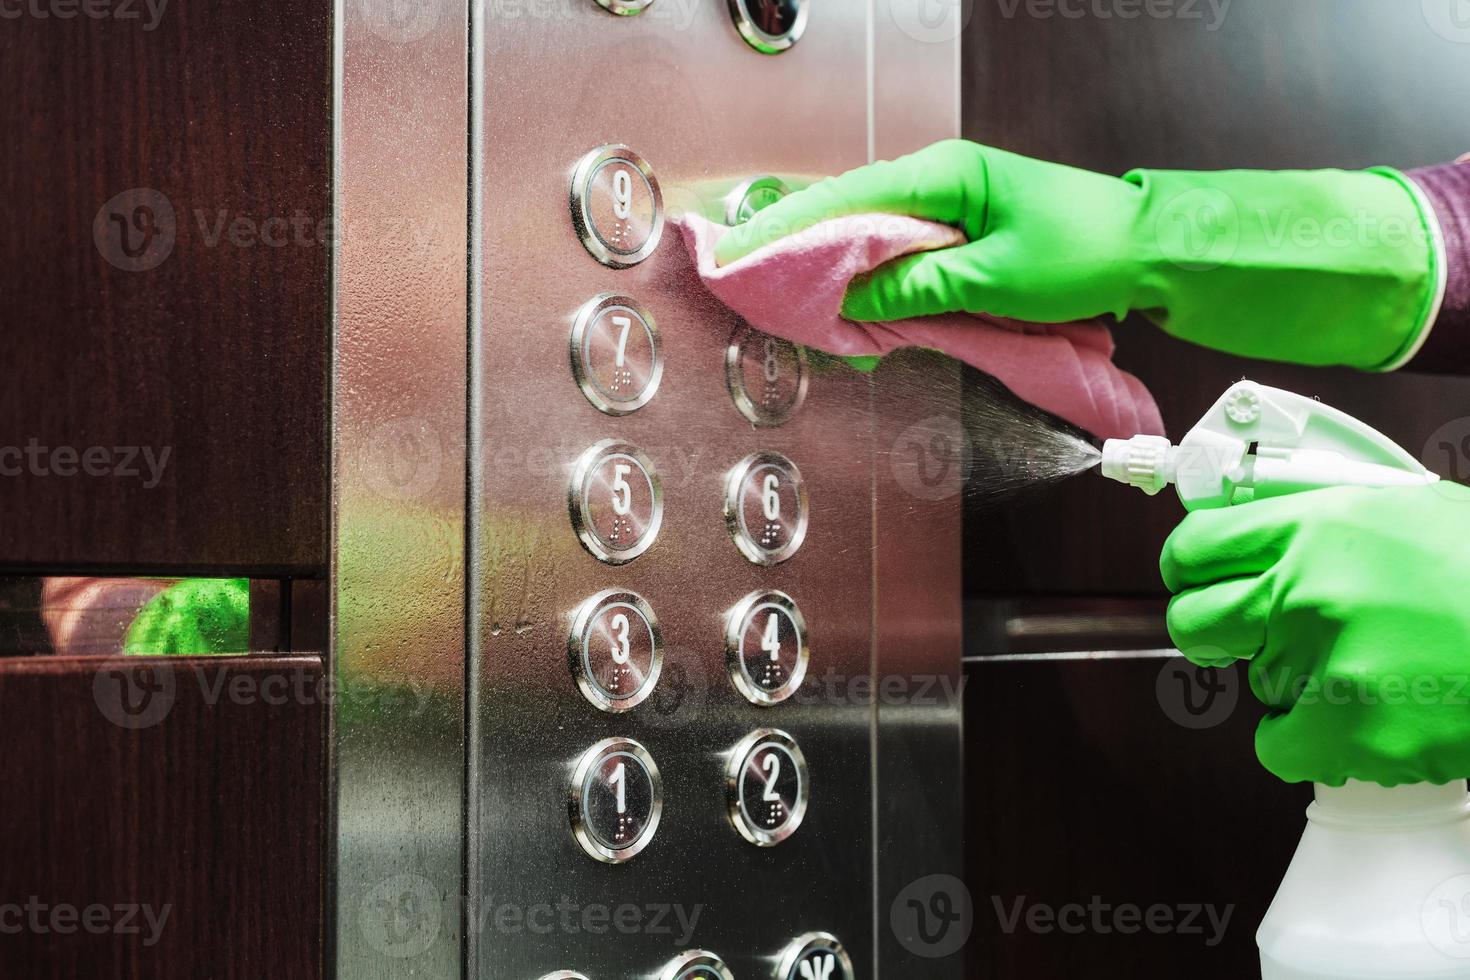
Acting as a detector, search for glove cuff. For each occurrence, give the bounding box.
[1365,167,1446,372]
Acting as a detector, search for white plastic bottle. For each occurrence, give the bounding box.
[1259,780,1470,978]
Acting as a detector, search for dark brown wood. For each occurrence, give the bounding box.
[0,654,323,979]
[0,0,331,576]
[962,0,1470,594]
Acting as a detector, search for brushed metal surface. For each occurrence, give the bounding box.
[332,0,469,977]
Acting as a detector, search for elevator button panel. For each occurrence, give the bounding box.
[725,451,808,564]
[659,950,736,980]
[569,589,663,712]
[571,293,662,415]
[570,144,663,268]
[726,590,808,706]
[777,933,854,980]
[728,0,807,54]
[725,174,790,226]
[726,324,808,427]
[570,439,663,564]
[570,737,663,863]
[727,728,809,846]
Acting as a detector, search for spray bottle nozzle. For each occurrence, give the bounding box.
[1099,434,1175,496]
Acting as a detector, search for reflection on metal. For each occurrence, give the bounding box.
[658,949,736,980]
[332,0,468,978]
[724,174,791,225]
[727,0,808,54]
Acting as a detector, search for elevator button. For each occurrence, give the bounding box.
[570,144,663,268]
[726,590,808,706]
[728,729,808,846]
[592,0,655,14]
[777,933,854,980]
[725,451,808,565]
[571,294,662,415]
[537,974,590,980]
[570,440,663,564]
[726,324,808,427]
[728,0,807,53]
[569,589,663,712]
[659,950,736,980]
[725,174,790,226]
[570,737,662,863]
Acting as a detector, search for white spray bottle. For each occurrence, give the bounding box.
[1101,380,1470,978]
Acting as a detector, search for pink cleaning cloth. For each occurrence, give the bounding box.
[674,212,1165,440]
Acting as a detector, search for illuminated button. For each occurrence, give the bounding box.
[569,589,663,713]
[570,144,663,268]
[592,0,655,14]
[725,451,808,565]
[777,933,854,980]
[726,590,808,706]
[569,737,663,863]
[659,951,735,980]
[571,294,662,415]
[570,440,663,564]
[725,174,790,226]
[727,728,808,846]
[726,324,808,427]
[728,0,807,53]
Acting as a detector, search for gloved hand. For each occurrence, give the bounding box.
[1161,482,1470,786]
[715,140,1439,370]
[124,578,250,656]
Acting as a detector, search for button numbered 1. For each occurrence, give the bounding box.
[570,440,663,564]
[571,294,662,415]
[725,451,808,565]
[726,324,808,427]
[727,728,809,846]
[726,590,808,706]
[569,737,663,863]
[777,933,854,980]
[570,144,663,268]
[569,589,663,712]
[659,951,735,980]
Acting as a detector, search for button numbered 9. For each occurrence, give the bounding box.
[570,144,663,268]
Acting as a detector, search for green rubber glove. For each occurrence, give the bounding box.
[1161,483,1470,787]
[124,578,250,656]
[715,140,1439,370]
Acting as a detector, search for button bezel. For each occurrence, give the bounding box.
[568,588,665,712]
[727,0,807,54]
[537,973,591,980]
[724,174,791,226]
[569,736,664,864]
[726,728,809,847]
[570,293,663,415]
[592,0,655,14]
[724,451,809,565]
[776,932,854,980]
[658,950,736,980]
[569,144,664,268]
[725,589,809,706]
[569,439,664,565]
[725,325,809,428]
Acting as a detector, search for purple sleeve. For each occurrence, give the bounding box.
[1404,159,1470,374]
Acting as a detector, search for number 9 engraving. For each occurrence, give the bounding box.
[612,167,633,221]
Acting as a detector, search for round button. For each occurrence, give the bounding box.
[571,294,663,415]
[659,950,735,980]
[570,144,663,268]
[570,440,663,564]
[725,174,791,226]
[724,451,808,565]
[728,0,807,53]
[726,590,808,706]
[569,737,663,863]
[726,324,808,427]
[726,728,809,846]
[537,974,590,980]
[776,933,854,980]
[569,589,663,712]
[592,0,654,14]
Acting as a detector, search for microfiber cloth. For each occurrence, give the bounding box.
[674,212,1165,440]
